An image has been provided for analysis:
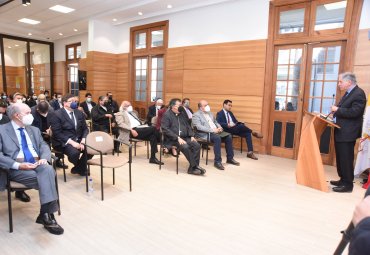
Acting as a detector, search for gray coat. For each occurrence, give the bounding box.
[192,110,221,140]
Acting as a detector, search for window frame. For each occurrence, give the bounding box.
[65,42,81,63]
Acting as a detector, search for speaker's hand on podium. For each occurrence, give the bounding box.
[331,105,338,112]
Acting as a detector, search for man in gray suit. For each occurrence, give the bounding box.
[192,100,240,170]
[0,103,64,235]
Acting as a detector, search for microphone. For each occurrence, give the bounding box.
[322,94,336,120]
[334,187,370,254]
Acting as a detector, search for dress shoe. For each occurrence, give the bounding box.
[70,167,79,174]
[332,185,353,193]
[226,159,240,166]
[187,167,202,175]
[36,213,64,235]
[214,162,225,170]
[252,131,263,139]
[247,152,258,160]
[149,157,164,165]
[55,160,68,169]
[330,180,343,186]
[195,166,206,175]
[15,191,31,202]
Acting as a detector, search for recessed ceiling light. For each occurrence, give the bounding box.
[18,18,40,25]
[59,33,63,36]
[138,11,143,16]
[15,44,19,47]
[167,4,172,9]
[112,18,117,22]
[28,33,32,36]
[73,28,78,32]
[49,5,75,14]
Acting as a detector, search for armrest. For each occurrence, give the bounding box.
[81,142,103,155]
[113,138,132,148]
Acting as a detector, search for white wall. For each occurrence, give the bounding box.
[359,0,370,29]
[90,0,270,54]
[53,33,88,62]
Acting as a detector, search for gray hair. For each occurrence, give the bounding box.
[6,103,22,118]
[340,72,357,84]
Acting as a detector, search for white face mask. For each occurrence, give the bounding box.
[57,97,62,103]
[22,113,34,126]
[156,105,162,110]
[16,99,23,104]
[0,113,2,120]
[126,106,133,112]
[204,105,211,112]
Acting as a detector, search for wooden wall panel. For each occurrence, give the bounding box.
[166,48,184,70]
[117,54,129,71]
[183,68,265,96]
[53,61,67,94]
[354,29,370,66]
[86,51,117,72]
[354,65,370,94]
[87,71,117,91]
[166,70,183,93]
[0,66,3,91]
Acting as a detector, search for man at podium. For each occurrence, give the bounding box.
[330,72,366,193]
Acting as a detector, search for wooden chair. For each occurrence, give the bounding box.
[84,131,132,201]
[129,109,149,159]
[232,134,243,153]
[1,155,61,233]
[49,129,67,182]
[158,128,180,174]
[193,126,213,165]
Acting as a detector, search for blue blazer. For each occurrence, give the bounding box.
[216,110,238,130]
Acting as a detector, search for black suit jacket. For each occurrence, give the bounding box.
[334,85,366,142]
[80,101,96,120]
[91,105,115,132]
[31,107,51,133]
[49,108,89,148]
[50,99,62,111]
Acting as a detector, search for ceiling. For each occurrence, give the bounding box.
[0,0,232,42]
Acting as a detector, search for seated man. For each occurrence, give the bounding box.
[80,92,96,120]
[181,98,193,123]
[216,99,262,160]
[147,98,164,126]
[193,100,240,170]
[0,103,63,235]
[49,94,90,176]
[161,98,205,175]
[0,99,10,125]
[115,101,162,165]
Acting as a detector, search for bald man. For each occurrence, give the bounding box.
[147,98,164,126]
[0,103,63,234]
[115,101,162,165]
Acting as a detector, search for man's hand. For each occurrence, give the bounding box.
[131,129,138,137]
[353,196,370,227]
[213,128,219,133]
[218,127,223,132]
[70,140,83,150]
[38,159,48,165]
[331,105,339,112]
[191,137,196,142]
[105,114,113,118]
[19,162,37,170]
[178,137,186,145]
[111,122,116,127]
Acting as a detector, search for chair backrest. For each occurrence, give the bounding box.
[151,116,157,126]
[86,131,114,155]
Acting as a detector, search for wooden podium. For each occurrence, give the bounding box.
[296,111,340,192]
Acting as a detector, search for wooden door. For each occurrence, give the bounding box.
[269,45,307,159]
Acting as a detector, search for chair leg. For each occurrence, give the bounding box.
[159,140,163,170]
[129,161,132,192]
[176,155,179,175]
[147,142,149,159]
[240,137,243,153]
[62,156,66,182]
[7,188,13,233]
[201,146,204,158]
[86,165,90,193]
[134,142,137,156]
[206,144,209,165]
[101,166,104,201]
[54,171,61,216]
[113,168,115,185]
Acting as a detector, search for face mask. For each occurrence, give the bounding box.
[70,101,78,109]
[204,105,211,112]
[178,106,184,113]
[22,98,26,102]
[126,106,133,112]
[16,99,23,104]
[22,113,34,126]
[0,113,2,120]
[103,102,109,107]
[86,98,92,103]
[57,97,62,103]
[156,105,162,110]
[45,93,49,97]
[184,102,189,108]
[32,96,37,100]
[108,96,113,100]
[2,96,6,99]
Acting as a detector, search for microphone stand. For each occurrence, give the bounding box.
[321,94,336,120]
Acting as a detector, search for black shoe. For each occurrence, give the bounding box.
[15,191,31,202]
[36,213,64,235]
[187,167,202,175]
[195,166,206,175]
[332,185,353,193]
[70,167,79,174]
[115,149,122,153]
[330,180,343,186]
[149,157,164,165]
[247,152,258,160]
[214,162,225,170]
[55,160,68,169]
[226,159,240,166]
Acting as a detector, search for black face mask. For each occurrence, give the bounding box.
[178,106,185,113]
[103,102,109,107]
[108,95,113,100]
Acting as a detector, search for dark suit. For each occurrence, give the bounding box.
[50,99,62,111]
[147,105,164,126]
[49,108,90,175]
[0,122,58,213]
[31,107,51,143]
[334,85,366,187]
[349,217,370,254]
[0,114,10,125]
[216,110,254,152]
[80,101,96,120]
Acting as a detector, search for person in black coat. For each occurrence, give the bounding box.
[147,98,164,125]
[349,195,370,254]
[330,72,366,193]
[49,93,63,111]
[106,92,119,113]
[79,92,96,120]
[49,94,90,176]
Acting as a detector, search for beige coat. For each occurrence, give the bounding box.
[114,110,132,144]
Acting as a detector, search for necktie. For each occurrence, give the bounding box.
[337,91,349,107]
[70,112,76,129]
[18,128,35,163]
[227,112,230,124]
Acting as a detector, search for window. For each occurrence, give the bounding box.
[279,8,305,34]
[66,42,81,62]
[314,1,347,31]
